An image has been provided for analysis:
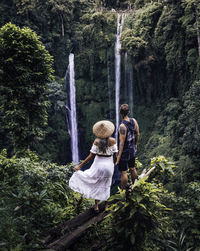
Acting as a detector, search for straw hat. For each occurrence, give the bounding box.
[93,120,115,138]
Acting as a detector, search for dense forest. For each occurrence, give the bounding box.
[0,0,200,250]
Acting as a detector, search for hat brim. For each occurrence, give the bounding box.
[93,120,115,138]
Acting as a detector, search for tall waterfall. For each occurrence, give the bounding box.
[129,60,134,116]
[124,52,134,115]
[115,13,126,139]
[107,51,112,119]
[64,53,79,164]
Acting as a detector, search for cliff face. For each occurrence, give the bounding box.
[0,0,199,168]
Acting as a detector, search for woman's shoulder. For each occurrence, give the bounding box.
[108,137,116,146]
[94,138,100,145]
[94,137,116,146]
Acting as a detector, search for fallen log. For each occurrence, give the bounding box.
[46,210,108,251]
[43,201,107,246]
[138,166,156,180]
[43,166,156,250]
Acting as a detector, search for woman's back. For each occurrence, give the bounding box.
[92,137,117,156]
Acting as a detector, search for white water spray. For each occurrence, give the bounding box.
[115,13,126,139]
[124,52,134,115]
[128,59,134,115]
[107,51,112,119]
[65,53,79,164]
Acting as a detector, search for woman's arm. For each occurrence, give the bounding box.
[74,152,95,171]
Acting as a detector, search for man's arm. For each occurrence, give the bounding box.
[133,118,139,148]
[116,124,127,164]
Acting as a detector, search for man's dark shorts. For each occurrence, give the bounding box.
[118,157,136,172]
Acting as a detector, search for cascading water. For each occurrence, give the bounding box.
[128,60,134,115]
[64,53,79,164]
[115,13,126,139]
[107,51,112,119]
[124,52,134,115]
[124,52,128,102]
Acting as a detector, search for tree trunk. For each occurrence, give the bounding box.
[43,201,109,250]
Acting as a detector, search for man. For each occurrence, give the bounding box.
[115,104,139,190]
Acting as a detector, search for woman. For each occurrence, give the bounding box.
[69,120,118,213]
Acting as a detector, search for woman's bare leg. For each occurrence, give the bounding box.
[105,201,108,210]
[94,200,99,211]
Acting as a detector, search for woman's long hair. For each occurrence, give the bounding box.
[97,138,109,153]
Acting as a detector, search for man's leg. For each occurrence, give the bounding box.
[129,167,138,184]
[128,157,138,184]
[120,171,128,190]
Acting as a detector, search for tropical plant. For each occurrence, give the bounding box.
[166,230,193,251]
[0,23,54,154]
[34,79,71,164]
[0,149,92,250]
[101,156,176,251]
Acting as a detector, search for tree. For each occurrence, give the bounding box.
[178,80,200,158]
[181,0,200,57]
[0,23,54,153]
[34,80,71,164]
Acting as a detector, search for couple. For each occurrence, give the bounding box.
[69,104,139,213]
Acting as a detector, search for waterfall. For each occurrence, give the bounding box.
[128,60,134,115]
[124,52,134,115]
[64,53,79,164]
[124,52,128,103]
[115,13,126,139]
[107,50,112,119]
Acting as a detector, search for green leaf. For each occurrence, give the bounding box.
[130,234,135,245]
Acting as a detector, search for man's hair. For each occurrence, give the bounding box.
[120,104,130,118]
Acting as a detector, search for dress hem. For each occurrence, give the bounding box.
[69,185,110,201]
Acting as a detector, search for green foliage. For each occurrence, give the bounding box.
[180,0,200,76]
[166,230,193,251]
[104,179,171,250]
[98,0,135,10]
[34,79,71,164]
[143,98,182,161]
[121,3,166,103]
[70,156,176,251]
[122,3,163,58]
[72,11,116,152]
[121,29,147,58]
[179,0,200,76]
[180,0,200,50]
[0,150,91,250]
[76,78,112,148]
[0,23,54,153]
[0,2,199,249]
[143,81,200,182]
[154,2,191,95]
[120,0,199,105]
[76,11,116,79]
[178,80,200,157]
[147,156,175,187]
[133,104,161,160]
[168,182,200,250]
[134,0,159,9]
[0,0,199,169]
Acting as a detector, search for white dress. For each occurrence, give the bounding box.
[69,144,118,201]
